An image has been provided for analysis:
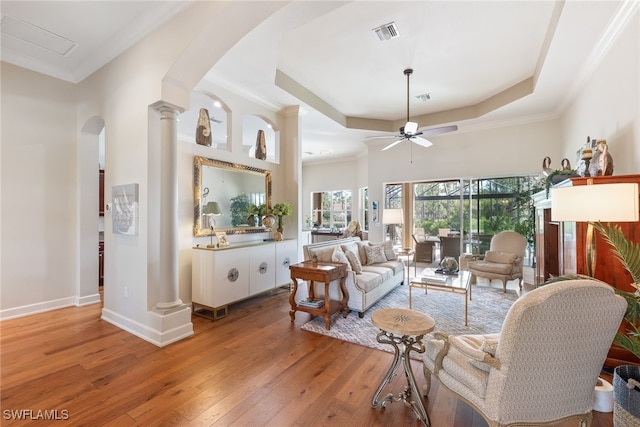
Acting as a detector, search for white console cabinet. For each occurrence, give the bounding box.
[192,239,297,319]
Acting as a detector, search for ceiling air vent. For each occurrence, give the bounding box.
[372,22,399,41]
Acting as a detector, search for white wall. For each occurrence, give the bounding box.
[560,7,639,172]
[1,63,84,316]
[303,7,640,243]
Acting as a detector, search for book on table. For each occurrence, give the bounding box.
[299,298,325,308]
[420,275,448,284]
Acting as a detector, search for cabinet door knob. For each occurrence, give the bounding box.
[227,268,239,282]
[259,262,268,274]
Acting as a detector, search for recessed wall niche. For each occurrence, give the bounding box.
[178,91,230,150]
[243,114,278,162]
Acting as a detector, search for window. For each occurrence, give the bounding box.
[312,190,352,229]
[413,176,540,262]
[359,187,368,230]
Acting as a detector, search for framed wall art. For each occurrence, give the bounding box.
[112,183,139,235]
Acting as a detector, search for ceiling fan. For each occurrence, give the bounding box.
[367,68,458,151]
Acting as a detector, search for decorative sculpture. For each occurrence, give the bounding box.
[255,129,266,160]
[589,139,614,176]
[195,108,212,146]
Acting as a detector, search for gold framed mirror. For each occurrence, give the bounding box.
[194,156,272,236]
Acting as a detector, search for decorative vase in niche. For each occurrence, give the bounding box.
[195,108,212,147]
[255,129,266,160]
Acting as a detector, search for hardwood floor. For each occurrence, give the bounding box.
[1,285,613,426]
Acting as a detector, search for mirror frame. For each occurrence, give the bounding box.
[193,156,272,236]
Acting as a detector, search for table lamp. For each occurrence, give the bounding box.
[203,201,222,248]
[551,182,639,276]
[383,208,404,244]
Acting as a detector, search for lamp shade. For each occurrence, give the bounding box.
[203,201,222,216]
[551,183,639,222]
[382,208,404,224]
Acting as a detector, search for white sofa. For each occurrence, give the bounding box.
[299,237,404,318]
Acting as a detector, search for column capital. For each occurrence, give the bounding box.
[151,101,184,118]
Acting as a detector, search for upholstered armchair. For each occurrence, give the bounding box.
[423,279,626,427]
[467,231,527,292]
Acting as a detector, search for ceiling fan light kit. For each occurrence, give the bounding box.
[367,68,458,151]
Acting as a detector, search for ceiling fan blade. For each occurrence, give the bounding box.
[410,136,433,148]
[381,138,404,151]
[366,134,402,140]
[418,124,458,137]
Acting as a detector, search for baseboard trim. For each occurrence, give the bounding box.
[101,306,193,347]
[0,296,101,321]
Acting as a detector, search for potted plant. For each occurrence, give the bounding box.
[248,203,267,226]
[595,223,640,425]
[546,223,640,422]
[272,201,293,232]
[545,167,580,197]
[229,193,250,227]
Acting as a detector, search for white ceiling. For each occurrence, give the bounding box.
[1,1,635,163]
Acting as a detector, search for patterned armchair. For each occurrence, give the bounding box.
[468,231,527,292]
[423,279,626,427]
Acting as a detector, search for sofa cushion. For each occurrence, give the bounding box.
[469,260,513,275]
[484,250,517,264]
[361,265,393,282]
[331,247,352,271]
[354,271,384,292]
[368,260,404,276]
[308,246,335,263]
[364,244,387,265]
[344,249,363,274]
[442,345,490,398]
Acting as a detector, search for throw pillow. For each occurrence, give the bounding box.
[308,246,335,263]
[382,241,398,261]
[485,251,517,264]
[469,359,492,372]
[331,247,352,271]
[355,241,370,264]
[468,338,500,372]
[344,250,363,274]
[342,242,363,264]
[480,338,498,356]
[364,244,387,265]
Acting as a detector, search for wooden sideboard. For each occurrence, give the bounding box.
[535,174,640,367]
[191,239,298,320]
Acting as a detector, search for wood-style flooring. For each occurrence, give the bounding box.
[1,284,613,426]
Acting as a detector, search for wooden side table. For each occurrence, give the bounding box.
[371,308,435,427]
[289,261,349,330]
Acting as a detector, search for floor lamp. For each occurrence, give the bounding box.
[383,208,404,245]
[551,182,639,277]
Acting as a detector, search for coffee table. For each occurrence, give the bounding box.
[409,269,472,325]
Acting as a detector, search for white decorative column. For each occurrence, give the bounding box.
[155,105,183,310]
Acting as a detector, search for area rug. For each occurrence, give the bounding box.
[300,283,518,358]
